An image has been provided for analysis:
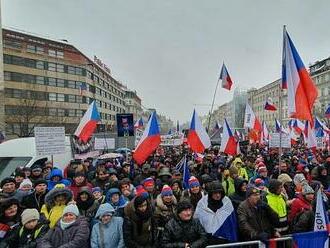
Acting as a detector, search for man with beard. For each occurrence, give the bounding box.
[181,176,204,209]
[161,201,207,248]
[194,181,238,245]
[123,195,156,248]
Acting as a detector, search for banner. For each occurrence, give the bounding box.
[269,133,291,148]
[135,130,184,147]
[116,113,134,137]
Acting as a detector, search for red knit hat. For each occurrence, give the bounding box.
[161,184,173,197]
[135,185,149,198]
[188,176,200,188]
[142,177,154,188]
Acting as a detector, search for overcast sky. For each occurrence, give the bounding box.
[3,0,330,123]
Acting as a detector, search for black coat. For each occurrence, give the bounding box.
[21,191,48,211]
[161,216,207,248]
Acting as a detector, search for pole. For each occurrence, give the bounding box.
[279,84,283,171]
[207,79,221,133]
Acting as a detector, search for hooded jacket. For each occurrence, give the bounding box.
[37,216,90,248]
[91,203,124,248]
[229,178,248,210]
[40,188,73,228]
[47,169,71,190]
[76,188,99,222]
[105,188,128,217]
[154,194,177,231]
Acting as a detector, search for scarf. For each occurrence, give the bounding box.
[60,219,76,230]
[208,196,223,213]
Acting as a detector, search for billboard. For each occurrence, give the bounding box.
[116,113,134,137]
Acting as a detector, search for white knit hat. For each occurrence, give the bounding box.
[62,204,80,217]
[21,208,40,225]
[19,179,33,189]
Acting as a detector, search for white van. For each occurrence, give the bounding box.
[0,137,73,180]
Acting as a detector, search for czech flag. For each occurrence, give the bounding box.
[219,63,233,91]
[134,117,144,129]
[187,110,211,153]
[313,189,330,248]
[133,112,161,165]
[325,105,330,118]
[244,103,262,131]
[315,117,330,133]
[74,100,100,143]
[220,119,239,156]
[292,119,305,134]
[282,27,318,125]
[264,97,277,111]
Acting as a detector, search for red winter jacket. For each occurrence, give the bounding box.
[69,181,93,200]
[289,194,312,223]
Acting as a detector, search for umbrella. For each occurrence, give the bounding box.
[98,153,123,159]
[115,148,131,153]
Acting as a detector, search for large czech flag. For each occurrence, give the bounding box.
[187,110,211,153]
[133,112,161,165]
[304,121,317,151]
[220,119,238,156]
[260,121,269,145]
[219,63,233,91]
[282,27,318,125]
[74,101,100,143]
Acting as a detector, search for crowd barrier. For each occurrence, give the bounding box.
[206,236,293,248]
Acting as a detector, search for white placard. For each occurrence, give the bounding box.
[316,137,324,149]
[269,133,291,148]
[34,127,65,156]
[134,130,184,147]
[94,137,115,150]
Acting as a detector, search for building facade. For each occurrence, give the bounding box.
[124,88,142,121]
[2,28,126,137]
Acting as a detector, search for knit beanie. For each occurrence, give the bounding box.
[19,179,33,189]
[92,187,102,194]
[258,166,267,173]
[302,184,315,195]
[176,201,193,214]
[136,185,149,198]
[33,178,48,187]
[0,177,16,188]
[161,184,173,197]
[62,204,80,217]
[293,174,306,186]
[188,176,200,188]
[21,208,40,226]
[142,177,155,188]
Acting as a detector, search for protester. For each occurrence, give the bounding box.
[222,165,238,195]
[237,187,280,242]
[105,188,128,217]
[76,187,99,222]
[181,176,204,209]
[289,183,314,223]
[16,179,34,202]
[0,178,17,200]
[92,187,106,205]
[123,195,156,247]
[69,172,93,200]
[91,167,110,191]
[119,178,136,201]
[229,178,248,210]
[47,169,71,190]
[21,179,48,211]
[161,201,207,248]
[0,198,21,241]
[91,203,124,248]
[38,204,90,248]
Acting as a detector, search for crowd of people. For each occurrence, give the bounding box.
[0,143,329,248]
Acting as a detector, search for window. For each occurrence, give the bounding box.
[68,66,75,74]
[48,49,57,57]
[76,110,83,117]
[57,79,65,87]
[57,51,64,58]
[49,93,57,101]
[13,89,22,98]
[4,71,11,81]
[76,67,83,75]
[57,94,65,102]
[76,96,83,103]
[4,39,22,50]
[68,81,76,89]
[68,95,76,103]
[48,78,57,87]
[36,76,44,85]
[27,44,44,54]
[58,109,65,116]
[48,63,56,71]
[49,108,57,116]
[57,64,64,73]
[36,61,44,70]
[36,46,44,54]
[25,58,36,68]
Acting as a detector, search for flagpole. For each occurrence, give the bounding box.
[207,79,220,133]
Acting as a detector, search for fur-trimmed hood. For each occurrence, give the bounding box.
[44,187,73,207]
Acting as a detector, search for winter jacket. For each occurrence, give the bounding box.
[90,203,124,248]
[47,169,71,190]
[154,194,177,231]
[292,209,314,233]
[222,177,235,195]
[180,190,205,210]
[69,181,93,200]
[288,194,312,223]
[40,188,73,228]
[37,216,90,248]
[1,218,49,248]
[105,188,128,217]
[266,192,288,234]
[21,190,48,211]
[229,178,247,210]
[237,200,279,241]
[161,215,207,248]
[123,200,156,248]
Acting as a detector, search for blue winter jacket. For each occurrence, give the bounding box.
[47,169,71,190]
[90,203,125,248]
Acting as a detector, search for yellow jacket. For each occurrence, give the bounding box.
[41,204,66,228]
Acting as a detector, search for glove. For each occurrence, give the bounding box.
[257,232,270,243]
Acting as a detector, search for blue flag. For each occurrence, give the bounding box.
[293,231,328,248]
[182,155,191,190]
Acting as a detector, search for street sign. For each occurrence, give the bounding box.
[34,127,65,156]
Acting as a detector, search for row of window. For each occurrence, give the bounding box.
[4,54,85,76]
[4,71,125,106]
[4,88,126,113]
[4,39,64,58]
[87,71,124,98]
